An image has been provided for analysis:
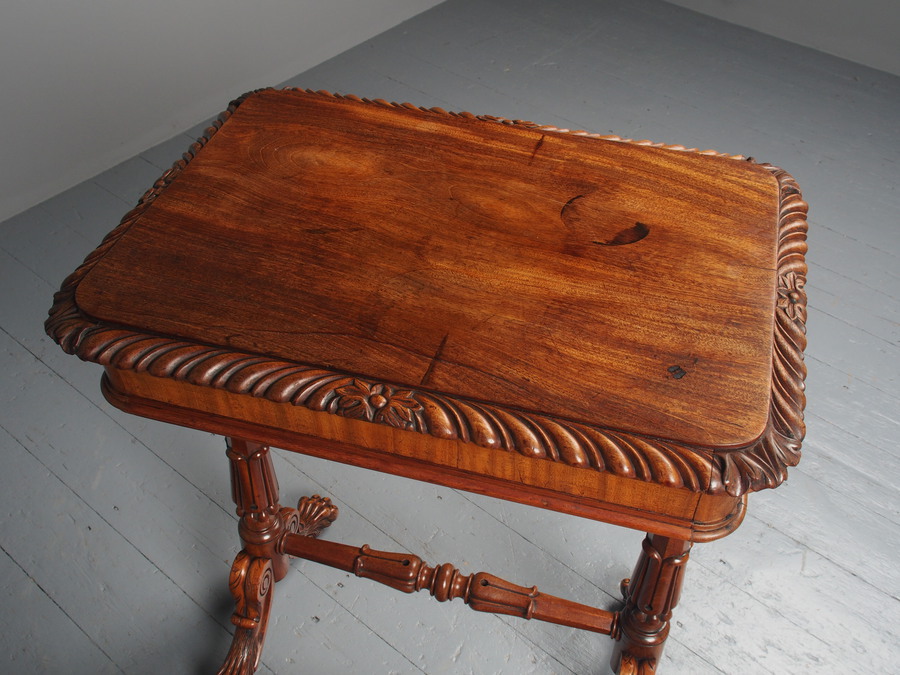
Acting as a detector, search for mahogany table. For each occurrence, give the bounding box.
[46,88,808,674]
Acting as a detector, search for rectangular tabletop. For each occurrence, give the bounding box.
[75,88,781,448]
[49,89,808,530]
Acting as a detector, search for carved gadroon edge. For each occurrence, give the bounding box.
[45,88,807,497]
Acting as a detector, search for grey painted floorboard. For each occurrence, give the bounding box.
[2,1,898,672]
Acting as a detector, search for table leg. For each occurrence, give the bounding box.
[611,534,692,675]
[216,439,689,674]
[218,438,337,674]
[226,438,291,578]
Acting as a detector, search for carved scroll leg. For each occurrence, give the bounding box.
[218,440,342,675]
[218,552,275,675]
[611,534,692,675]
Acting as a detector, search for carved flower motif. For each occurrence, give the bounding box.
[776,271,806,322]
[334,379,422,428]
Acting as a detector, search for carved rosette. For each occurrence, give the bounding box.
[45,88,807,498]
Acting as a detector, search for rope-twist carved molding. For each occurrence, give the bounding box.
[45,88,807,497]
[712,166,807,495]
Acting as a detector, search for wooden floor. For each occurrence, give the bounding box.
[2,1,898,672]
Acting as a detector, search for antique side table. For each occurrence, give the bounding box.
[46,88,808,674]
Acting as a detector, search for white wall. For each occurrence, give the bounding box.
[663,0,900,77]
[0,0,444,222]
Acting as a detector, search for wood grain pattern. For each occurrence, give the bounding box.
[73,89,779,448]
[46,88,807,497]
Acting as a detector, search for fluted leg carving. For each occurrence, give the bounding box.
[226,438,291,580]
[611,534,692,675]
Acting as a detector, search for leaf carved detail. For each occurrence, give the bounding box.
[45,89,807,497]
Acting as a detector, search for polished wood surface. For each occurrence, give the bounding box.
[50,88,808,502]
[44,87,808,674]
[74,88,778,448]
